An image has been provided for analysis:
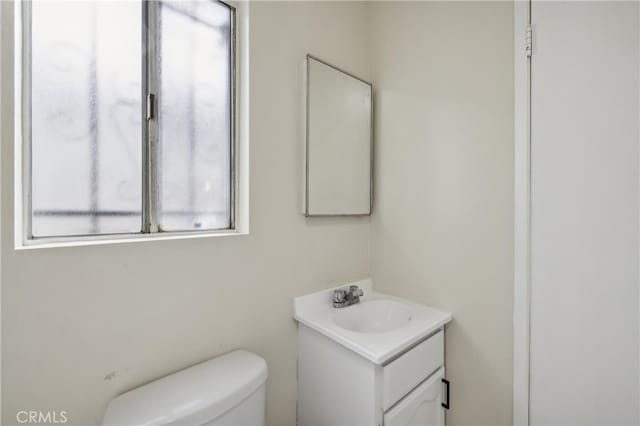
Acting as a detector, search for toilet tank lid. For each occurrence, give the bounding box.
[102,350,268,426]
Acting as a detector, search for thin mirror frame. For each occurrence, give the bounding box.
[304,54,373,217]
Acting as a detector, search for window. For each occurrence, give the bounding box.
[24,0,235,240]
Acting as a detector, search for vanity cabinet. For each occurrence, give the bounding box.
[297,324,448,426]
[294,279,452,426]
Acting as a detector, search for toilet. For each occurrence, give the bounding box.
[102,350,267,425]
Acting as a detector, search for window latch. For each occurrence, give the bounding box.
[146,93,156,120]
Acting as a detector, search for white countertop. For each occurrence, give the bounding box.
[293,278,453,364]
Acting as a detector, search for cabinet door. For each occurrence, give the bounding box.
[384,369,444,426]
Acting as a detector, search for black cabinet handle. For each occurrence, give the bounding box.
[441,378,450,410]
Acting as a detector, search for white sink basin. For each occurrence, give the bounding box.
[333,299,413,333]
[293,279,452,364]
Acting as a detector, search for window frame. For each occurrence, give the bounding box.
[15,0,242,247]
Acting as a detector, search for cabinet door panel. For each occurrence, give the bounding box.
[383,330,444,410]
[384,369,444,426]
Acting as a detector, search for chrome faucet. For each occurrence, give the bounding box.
[333,285,364,308]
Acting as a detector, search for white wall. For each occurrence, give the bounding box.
[368,2,514,425]
[1,3,371,425]
[529,2,639,424]
[2,2,518,425]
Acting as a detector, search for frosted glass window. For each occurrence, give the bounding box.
[24,0,236,241]
[30,1,142,237]
[158,1,233,231]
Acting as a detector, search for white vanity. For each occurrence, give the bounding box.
[293,279,452,426]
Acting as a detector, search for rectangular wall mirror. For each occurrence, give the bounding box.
[304,55,373,216]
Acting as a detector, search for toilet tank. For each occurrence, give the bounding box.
[102,350,268,426]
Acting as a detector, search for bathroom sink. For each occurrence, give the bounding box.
[293,279,452,364]
[332,299,412,333]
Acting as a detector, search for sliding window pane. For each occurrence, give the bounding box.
[31,1,142,237]
[158,0,233,231]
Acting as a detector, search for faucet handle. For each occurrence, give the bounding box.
[349,285,363,297]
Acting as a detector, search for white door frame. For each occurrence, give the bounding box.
[513,1,531,425]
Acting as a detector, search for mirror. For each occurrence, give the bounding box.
[304,55,372,216]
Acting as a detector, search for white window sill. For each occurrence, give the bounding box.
[15,228,249,251]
